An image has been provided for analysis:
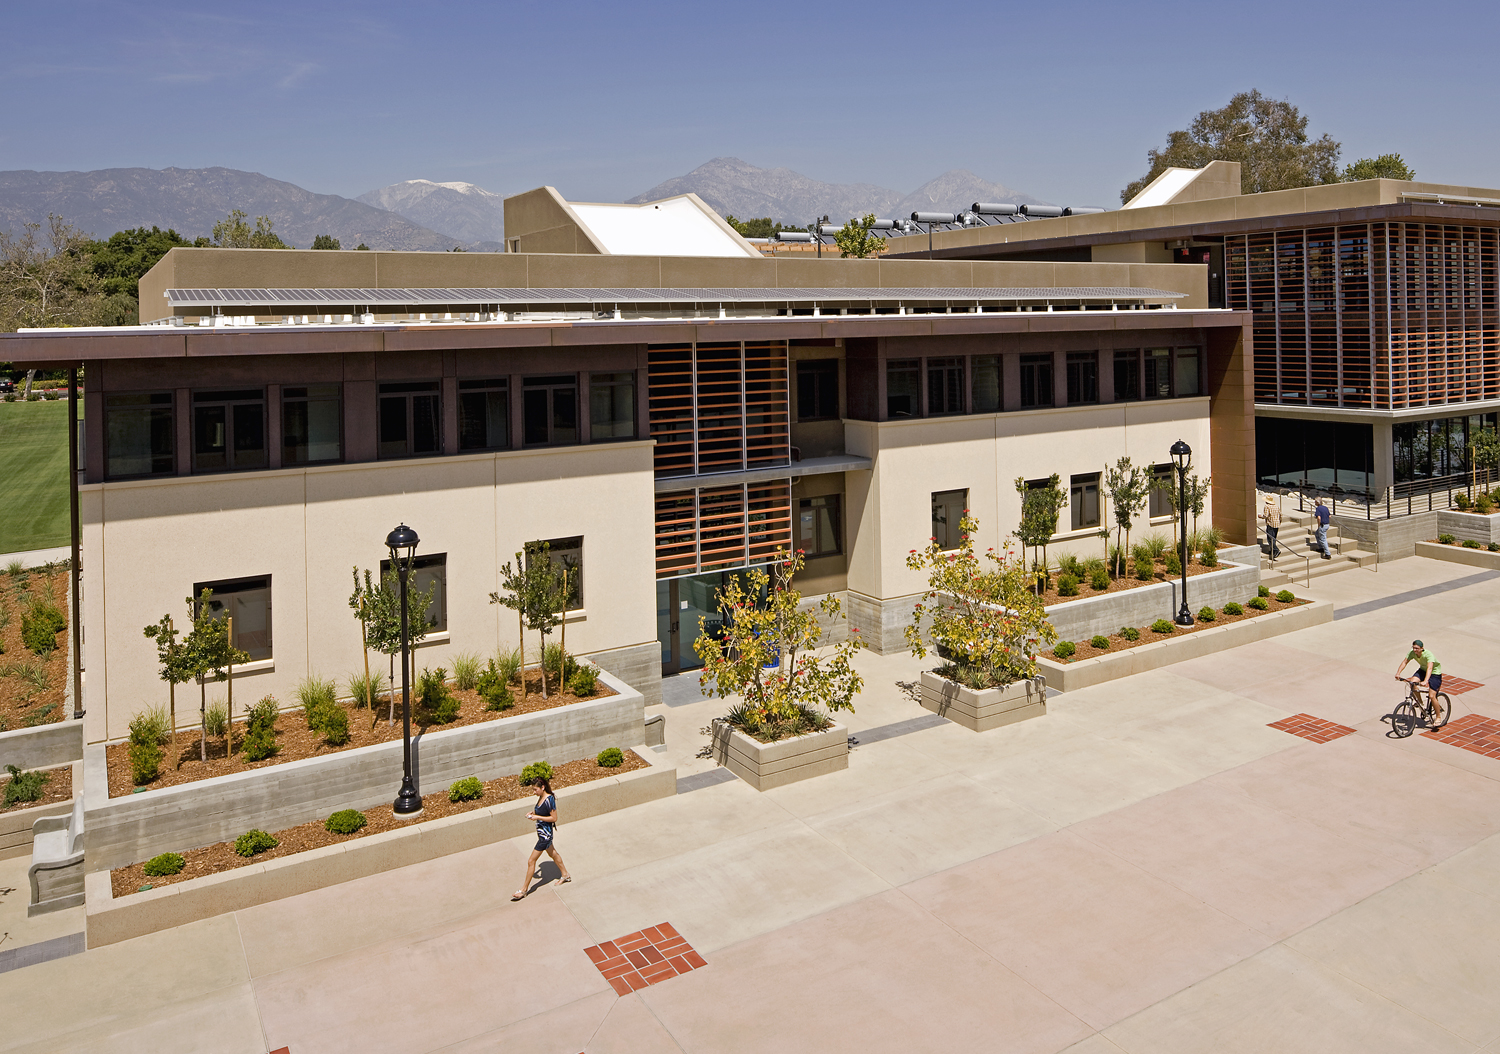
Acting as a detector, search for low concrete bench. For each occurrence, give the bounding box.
[29,762,85,916]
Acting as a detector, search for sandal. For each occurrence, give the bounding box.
[511,890,527,901]
[559,876,572,884]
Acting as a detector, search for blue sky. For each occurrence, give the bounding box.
[5,0,1498,206]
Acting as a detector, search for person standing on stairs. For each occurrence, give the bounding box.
[1261,495,1282,561]
[1313,498,1332,559]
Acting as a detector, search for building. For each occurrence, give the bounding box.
[882,162,1500,505]
[3,191,1252,745]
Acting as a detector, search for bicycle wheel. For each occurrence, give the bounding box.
[1391,700,1418,738]
[1432,693,1452,730]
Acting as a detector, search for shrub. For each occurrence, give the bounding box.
[448,776,484,802]
[1053,640,1076,659]
[241,696,279,761]
[1056,554,1083,578]
[1223,601,1244,616]
[520,760,553,784]
[1090,635,1110,649]
[1462,539,1482,549]
[129,742,163,785]
[1248,596,1269,610]
[20,600,65,655]
[597,747,624,768]
[314,704,350,746]
[1438,533,1456,545]
[297,677,337,727]
[1455,492,1471,510]
[129,705,173,747]
[346,669,388,710]
[1199,545,1219,567]
[325,809,368,834]
[1107,544,1125,573]
[568,665,599,697]
[1258,585,1271,598]
[545,642,580,683]
[3,764,48,806]
[1130,543,1152,565]
[1056,573,1080,597]
[234,829,278,857]
[451,651,482,692]
[1163,551,1182,576]
[1197,606,1216,621]
[1133,555,1155,581]
[415,666,460,725]
[1275,589,1296,602]
[204,699,229,739]
[1150,619,1175,634]
[143,852,185,876]
[1089,566,1110,591]
[1119,626,1140,642]
[1489,542,1500,552]
[1476,493,1495,514]
[493,646,522,686]
[477,660,515,711]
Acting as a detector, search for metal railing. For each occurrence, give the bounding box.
[1282,467,1499,522]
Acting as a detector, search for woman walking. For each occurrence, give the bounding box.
[513,774,572,900]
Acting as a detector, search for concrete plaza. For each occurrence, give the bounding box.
[4,555,1500,1053]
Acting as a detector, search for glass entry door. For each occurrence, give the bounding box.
[656,566,769,675]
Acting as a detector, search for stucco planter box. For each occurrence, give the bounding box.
[1037,599,1332,692]
[710,720,847,791]
[1436,510,1500,546]
[918,671,1047,732]
[1416,540,1500,571]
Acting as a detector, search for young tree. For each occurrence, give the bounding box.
[142,613,194,755]
[906,515,1057,689]
[1472,427,1500,498]
[1187,473,1212,536]
[834,214,884,258]
[1013,475,1067,585]
[182,589,249,762]
[1103,457,1150,576]
[489,543,566,699]
[1340,154,1415,182]
[693,547,863,737]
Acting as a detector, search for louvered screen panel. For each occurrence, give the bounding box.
[648,344,695,478]
[746,482,793,563]
[1338,225,1372,408]
[1276,232,1307,403]
[744,341,790,467]
[654,491,698,576]
[695,343,746,474]
[1307,227,1338,404]
[697,485,748,571]
[1247,234,1278,401]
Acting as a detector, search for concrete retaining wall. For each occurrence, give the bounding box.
[0,800,71,861]
[83,669,645,872]
[845,590,920,655]
[1333,512,1436,561]
[1038,599,1333,692]
[0,721,83,773]
[1436,510,1500,546]
[1415,541,1500,570]
[1047,561,1261,643]
[85,747,675,947]
[585,641,662,708]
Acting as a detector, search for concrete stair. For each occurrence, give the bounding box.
[1260,510,1377,586]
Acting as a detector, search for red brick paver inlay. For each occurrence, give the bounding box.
[583,923,705,996]
[1440,677,1484,695]
[1268,713,1357,744]
[1421,713,1500,758]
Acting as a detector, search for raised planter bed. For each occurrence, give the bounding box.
[84,668,646,872]
[0,567,71,732]
[0,719,83,772]
[1044,559,1259,642]
[1037,599,1332,692]
[1437,509,1500,546]
[1416,540,1500,570]
[84,746,676,948]
[710,720,847,791]
[918,671,1046,732]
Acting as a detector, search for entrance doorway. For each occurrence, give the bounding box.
[656,566,769,675]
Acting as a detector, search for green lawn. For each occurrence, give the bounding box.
[0,401,71,553]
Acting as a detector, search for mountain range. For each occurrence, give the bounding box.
[356,180,505,249]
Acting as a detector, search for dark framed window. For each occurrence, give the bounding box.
[526,536,583,609]
[1144,348,1172,399]
[887,359,920,417]
[796,359,839,421]
[379,553,447,631]
[972,355,1001,413]
[1020,354,1053,408]
[1070,473,1101,529]
[1148,463,1174,516]
[523,374,578,446]
[105,392,174,479]
[193,389,266,472]
[931,488,968,550]
[193,575,272,661]
[797,495,841,558]
[282,384,342,465]
[1175,348,1201,396]
[926,357,965,415]
[1114,350,1140,401]
[589,372,635,440]
[378,382,441,459]
[458,378,509,451]
[1066,352,1098,405]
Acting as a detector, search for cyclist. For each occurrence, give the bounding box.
[1395,639,1444,722]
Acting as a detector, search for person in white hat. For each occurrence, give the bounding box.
[1261,495,1282,560]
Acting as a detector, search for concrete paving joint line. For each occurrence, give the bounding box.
[0,931,85,975]
[1332,569,1500,621]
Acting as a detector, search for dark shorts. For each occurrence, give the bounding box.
[534,831,554,852]
[1429,673,1443,693]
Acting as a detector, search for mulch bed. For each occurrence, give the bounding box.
[107,669,614,798]
[1035,549,1233,608]
[1427,538,1499,550]
[1049,595,1310,662]
[0,764,72,811]
[0,568,71,732]
[110,749,649,897]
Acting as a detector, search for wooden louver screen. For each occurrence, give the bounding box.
[654,480,793,576]
[647,340,789,479]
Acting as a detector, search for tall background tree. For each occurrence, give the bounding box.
[211,209,288,249]
[0,215,102,332]
[1340,154,1416,182]
[1121,90,1342,204]
[86,226,201,326]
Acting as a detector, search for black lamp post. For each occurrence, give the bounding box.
[387,523,423,816]
[1171,440,1195,626]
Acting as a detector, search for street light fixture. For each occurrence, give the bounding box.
[386,522,423,816]
[1170,441,1195,627]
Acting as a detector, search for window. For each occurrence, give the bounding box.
[193,575,271,661]
[589,372,635,440]
[931,489,968,550]
[796,359,839,420]
[1144,348,1172,399]
[282,384,341,464]
[1019,354,1053,408]
[797,495,842,558]
[887,359,920,417]
[972,355,1001,413]
[458,378,509,451]
[1070,473,1101,529]
[193,389,265,472]
[378,382,441,459]
[378,553,447,631]
[1113,350,1140,401]
[523,374,578,446]
[526,536,583,609]
[1066,352,1098,405]
[926,357,965,414]
[1148,463,1174,517]
[1175,348,1201,396]
[105,392,174,479]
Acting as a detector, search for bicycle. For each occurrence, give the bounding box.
[1389,676,1451,738]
